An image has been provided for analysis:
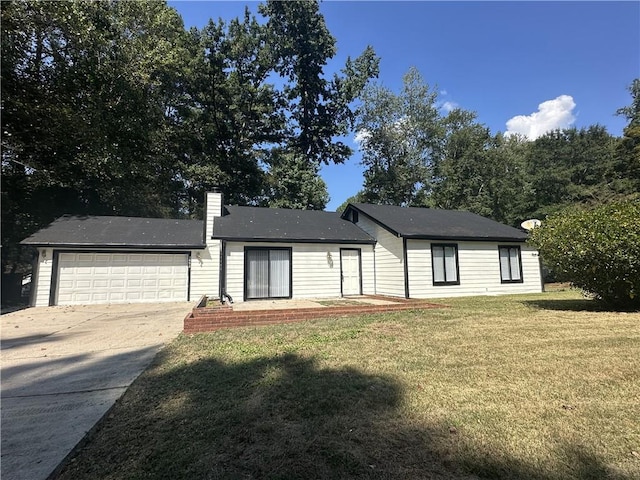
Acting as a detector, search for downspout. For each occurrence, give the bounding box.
[219,239,227,302]
[403,237,410,299]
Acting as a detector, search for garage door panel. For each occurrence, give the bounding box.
[74,293,92,303]
[108,292,125,302]
[55,252,188,305]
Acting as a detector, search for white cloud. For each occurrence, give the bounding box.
[505,95,576,140]
[354,129,370,148]
[441,101,458,113]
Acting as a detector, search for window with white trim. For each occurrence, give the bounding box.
[499,246,523,283]
[431,244,459,285]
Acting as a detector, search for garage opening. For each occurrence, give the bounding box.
[54,252,189,305]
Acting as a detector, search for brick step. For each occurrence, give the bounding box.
[184,300,442,333]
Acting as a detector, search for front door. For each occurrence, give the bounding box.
[340,249,361,296]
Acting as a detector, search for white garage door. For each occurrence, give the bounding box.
[55,252,189,305]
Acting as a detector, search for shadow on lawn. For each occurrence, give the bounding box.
[53,352,632,480]
[524,298,639,313]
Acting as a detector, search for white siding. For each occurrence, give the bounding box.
[189,242,220,301]
[193,190,224,301]
[205,191,223,240]
[406,240,542,298]
[32,248,53,307]
[224,242,375,302]
[355,216,405,297]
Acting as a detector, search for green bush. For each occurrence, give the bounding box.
[529,199,640,309]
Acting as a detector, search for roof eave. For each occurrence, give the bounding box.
[403,234,528,243]
[213,236,376,245]
[19,242,206,250]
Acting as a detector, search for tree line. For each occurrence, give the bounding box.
[2,0,638,279]
[346,69,640,228]
[1,0,378,274]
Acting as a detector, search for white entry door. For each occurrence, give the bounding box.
[340,249,361,296]
[55,252,189,305]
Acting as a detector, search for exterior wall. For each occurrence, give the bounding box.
[32,248,53,307]
[191,190,224,301]
[406,239,542,298]
[205,191,223,240]
[224,241,375,302]
[354,215,405,297]
[189,241,220,301]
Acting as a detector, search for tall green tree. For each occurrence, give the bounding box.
[355,67,442,205]
[614,78,640,193]
[179,1,378,213]
[430,110,530,224]
[259,0,379,167]
[262,150,329,210]
[524,126,619,218]
[1,0,189,274]
[176,10,283,213]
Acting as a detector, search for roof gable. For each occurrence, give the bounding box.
[213,206,375,244]
[21,215,205,249]
[344,203,528,242]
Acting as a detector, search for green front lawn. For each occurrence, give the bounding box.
[55,290,639,479]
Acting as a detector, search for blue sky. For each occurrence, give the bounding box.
[169,1,640,211]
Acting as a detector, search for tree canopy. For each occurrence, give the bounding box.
[354,70,638,226]
[1,0,379,274]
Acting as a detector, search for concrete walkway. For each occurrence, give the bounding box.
[230,295,402,311]
[1,302,191,480]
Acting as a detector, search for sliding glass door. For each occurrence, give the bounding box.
[245,248,291,300]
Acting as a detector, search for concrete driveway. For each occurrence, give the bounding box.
[1,302,192,480]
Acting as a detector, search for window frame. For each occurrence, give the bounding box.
[498,245,523,284]
[244,247,293,300]
[431,243,460,286]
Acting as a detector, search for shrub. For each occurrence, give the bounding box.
[529,199,640,309]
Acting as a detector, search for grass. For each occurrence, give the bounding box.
[54,290,639,480]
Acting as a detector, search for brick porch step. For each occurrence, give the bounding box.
[183,298,443,333]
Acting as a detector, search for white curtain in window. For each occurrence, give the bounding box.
[509,248,521,280]
[433,247,445,282]
[247,250,269,299]
[269,249,290,297]
[500,248,511,280]
[444,246,457,282]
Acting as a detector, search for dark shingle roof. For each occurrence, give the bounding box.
[213,206,375,244]
[347,203,528,242]
[21,215,205,249]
